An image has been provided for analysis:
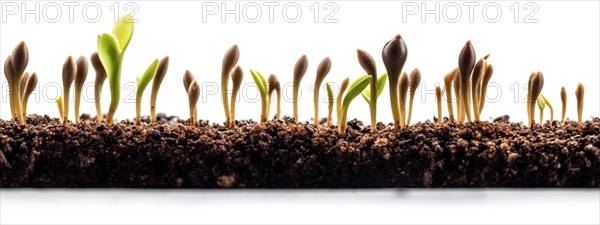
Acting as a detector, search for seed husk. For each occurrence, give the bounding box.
[407,68,421,126]
[150,56,170,123]
[458,40,476,123]
[471,58,485,121]
[382,34,408,129]
[90,52,107,123]
[267,74,281,120]
[398,71,410,128]
[62,56,77,124]
[187,80,200,126]
[74,56,89,124]
[314,57,331,127]
[21,72,37,119]
[527,71,544,127]
[183,70,195,93]
[222,45,240,127]
[230,66,244,127]
[293,55,308,122]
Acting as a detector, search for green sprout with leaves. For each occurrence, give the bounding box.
[135,59,159,124]
[55,96,64,123]
[537,95,546,126]
[90,52,107,123]
[150,57,170,123]
[74,56,88,124]
[575,83,585,124]
[313,57,331,127]
[250,69,269,122]
[97,14,134,124]
[538,94,554,126]
[293,55,308,122]
[382,34,408,130]
[338,75,372,134]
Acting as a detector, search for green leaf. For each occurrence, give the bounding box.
[343,75,372,110]
[136,59,159,94]
[483,53,490,60]
[361,73,388,104]
[97,33,121,82]
[326,83,334,103]
[112,14,134,51]
[250,69,267,97]
[537,95,546,110]
[257,71,268,93]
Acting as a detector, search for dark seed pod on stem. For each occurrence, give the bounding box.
[90,52,107,123]
[21,72,37,119]
[221,45,240,127]
[382,34,408,129]
[230,66,244,127]
[357,49,378,131]
[560,87,567,124]
[187,80,200,126]
[74,56,88,124]
[150,56,170,123]
[407,68,421,126]
[313,57,331,127]
[62,56,77,124]
[575,83,584,124]
[268,74,281,120]
[398,72,410,128]
[458,40,476,123]
[293,55,308,122]
[527,71,544,127]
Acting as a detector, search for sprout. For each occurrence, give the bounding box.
[471,58,485,121]
[458,40,476,123]
[250,69,269,122]
[187,80,200,126]
[230,66,244,127]
[97,15,134,124]
[336,78,350,124]
[560,87,567,124]
[20,72,37,119]
[183,70,196,123]
[267,74,281,120]
[90,52,107,123]
[55,96,64,123]
[527,71,544,127]
[479,62,494,115]
[313,57,331,127]
[19,72,29,103]
[443,68,459,121]
[575,83,584,124]
[407,68,421,126]
[293,55,308,122]
[4,42,29,122]
[357,49,378,132]
[62,56,76,124]
[537,95,546,125]
[325,83,334,127]
[135,59,159,124]
[435,85,442,125]
[338,75,372,134]
[361,73,387,103]
[398,72,410,128]
[453,72,463,122]
[150,57,170,123]
[539,94,554,126]
[382,34,408,130]
[74,56,88,124]
[221,45,240,127]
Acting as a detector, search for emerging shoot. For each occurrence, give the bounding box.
[187,80,200,126]
[183,70,196,122]
[293,55,308,122]
[458,40,476,123]
[90,52,107,123]
[267,74,281,120]
[222,45,240,127]
[62,56,76,124]
[435,85,442,125]
[135,59,159,124]
[55,96,64,123]
[537,96,546,126]
[382,34,408,130]
[338,75,372,134]
[326,83,334,127]
[21,72,37,119]
[336,78,350,124]
[471,58,485,121]
[479,62,494,115]
[313,57,332,127]
[539,94,554,126]
[443,68,459,121]
[407,68,421,126]
[74,56,89,124]
[357,49,378,132]
[560,87,567,124]
[527,71,544,127]
[150,57,170,123]
[398,72,410,128]
[250,70,269,122]
[575,83,585,124]
[230,66,244,127]
[5,42,29,122]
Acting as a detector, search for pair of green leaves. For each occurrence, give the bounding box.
[250,69,268,98]
[136,59,159,96]
[97,15,134,85]
[361,73,388,104]
[344,75,373,110]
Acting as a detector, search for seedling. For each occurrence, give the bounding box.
[479,62,493,115]
[407,68,421,126]
[539,94,554,126]
[435,85,442,125]
[20,72,37,119]
[357,49,378,132]
[338,75,372,134]
[458,40,476,123]
[326,83,334,126]
[187,80,200,126]
[293,55,308,122]
[453,73,463,122]
[55,96,64,123]
[183,70,196,122]
[537,95,546,125]
[150,57,170,123]
[267,74,281,120]
[62,56,76,124]
[443,68,458,121]
[4,42,29,122]
[560,87,567,124]
[471,58,485,121]
[313,57,332,127]
[526,71,544,127]
[230,66,244,127]
[575,83,584,124]
[250,70,269,122]
[90,52,107,123]
[221,45,240,127]
[382,34,408,130]
[74,56,88,124]
[97,15,134,124]
[135,59,159,124]
[19,72,29,103]
[398,72,410,128]
[336,78,350,124]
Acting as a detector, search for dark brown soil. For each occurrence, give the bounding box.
[1,114,599,188]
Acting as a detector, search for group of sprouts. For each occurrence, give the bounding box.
[1,16,589,134]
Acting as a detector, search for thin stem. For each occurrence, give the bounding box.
[436,85,442,125]
[338,108,348,134]
[560,87,567,124]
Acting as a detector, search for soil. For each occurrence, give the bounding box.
[1,114,599,188]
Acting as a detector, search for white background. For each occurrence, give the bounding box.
[1,1,599,224]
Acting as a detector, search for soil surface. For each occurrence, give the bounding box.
[1,114,599,188]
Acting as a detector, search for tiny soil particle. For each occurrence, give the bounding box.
[0,115,599,188]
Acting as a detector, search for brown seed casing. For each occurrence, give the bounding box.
[398,71,410,128]
[575,83,584,123]
[479,63,493,115]
[183,70,195,93]
[293,55,308,122]
[560,87,567,124]
[150,56,170,123]
[21,72,37,118]
[62,56,77,124]
[314,57,331,127]
[357,49,378,131]
[527,71,544,127]
[74,56,89,123]
[268,74,281,120]
[91,52,107,123]
[188,80,201,126]
[336,77,350,124]
[407,68,421,126]
[230,66,244,127]
[444,68,459,121]
[382,34,408,129]
[222,45,240,126]
[11,41,29,78]
[458,40,476,123]
[471,58,485,121]
[19,72,29,100]
[435,85,442,125]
